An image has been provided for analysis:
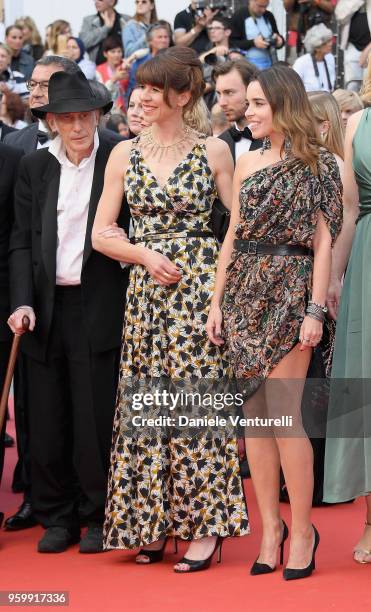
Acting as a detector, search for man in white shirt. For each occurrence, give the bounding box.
[8,71,130,554]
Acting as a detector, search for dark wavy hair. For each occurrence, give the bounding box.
[136,46,205,111]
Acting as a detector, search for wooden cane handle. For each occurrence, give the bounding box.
[0,315,30,432]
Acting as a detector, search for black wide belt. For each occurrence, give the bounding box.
[132,231,214,244]
[234,240,313,257]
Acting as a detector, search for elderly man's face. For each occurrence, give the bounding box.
[47,110,99,158]
[29,64,64,109]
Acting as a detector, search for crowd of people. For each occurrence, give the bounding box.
[0,1,370,137]
[0,0,371,580]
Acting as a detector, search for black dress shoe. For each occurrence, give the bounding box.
[4,501,38,531]
[79,526,104,553]
[38,527,80,553]
[4,433,15,447]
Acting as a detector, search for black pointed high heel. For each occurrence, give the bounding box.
[250,519,289,575]
[283,525,320,580]
[136,536,178,564]
[174,537,223,573]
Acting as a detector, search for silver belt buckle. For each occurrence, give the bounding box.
[247,240,258,254]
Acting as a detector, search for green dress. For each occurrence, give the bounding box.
[324,108,371,502]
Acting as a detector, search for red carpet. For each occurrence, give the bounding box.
[1,405,371,612]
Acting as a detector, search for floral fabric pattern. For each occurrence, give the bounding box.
[104,139,249,550]
[223,150,343,383]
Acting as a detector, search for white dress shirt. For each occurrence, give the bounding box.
[293,53,336,92]
[234,124,253,161]
[49,131,99,286]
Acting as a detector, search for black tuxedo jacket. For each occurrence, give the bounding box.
[0,121,17,142]
[0,143,23,342]
[4,122,123,155]
[218,129,262,165]
[9,133,130,361]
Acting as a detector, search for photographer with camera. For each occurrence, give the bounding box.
[199,16,232,107]
[173,1,222,54]
[230,0,284,70]
[284,0,334,59]
[293,23,335,91]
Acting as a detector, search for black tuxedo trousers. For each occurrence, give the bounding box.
[27,287,119,529]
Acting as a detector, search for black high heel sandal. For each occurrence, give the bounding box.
[250,519,289,576]
[174,537,223,573]
[283,525,320,581]
[136,537,178,564]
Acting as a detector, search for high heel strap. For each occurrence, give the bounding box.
[136,536,172,564]
[174,536,223,573]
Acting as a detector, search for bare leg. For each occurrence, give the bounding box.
[353,494,371,563]
[244,385,283,567]
[267,344,315,569]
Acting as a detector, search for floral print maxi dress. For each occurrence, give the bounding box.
[103,138,249,550]
[223,151,343,386]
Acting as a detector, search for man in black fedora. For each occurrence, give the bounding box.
[8,71,130,553]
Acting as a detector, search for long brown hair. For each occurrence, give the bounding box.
[15,16,42,46]
[308,91,344,159]
[136,47,205,111]
[135,0,158,24]
[45,20,70,54]
[256,64,321,174]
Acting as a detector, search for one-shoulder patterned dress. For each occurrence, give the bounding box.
[223,150,343,387]
[103,137,249,550]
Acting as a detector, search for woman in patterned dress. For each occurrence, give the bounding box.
[92,47,249,572]
[207,65,342,579]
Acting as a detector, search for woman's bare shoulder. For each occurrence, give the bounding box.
[235,150,263,179]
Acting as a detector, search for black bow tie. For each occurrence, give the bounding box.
[230,125,252,142]
[37,131,49,145]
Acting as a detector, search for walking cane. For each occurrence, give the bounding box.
[0,316,30,433]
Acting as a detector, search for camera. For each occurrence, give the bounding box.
[264,36,277,48]
[204,52,226,66]
[194,1,230,17]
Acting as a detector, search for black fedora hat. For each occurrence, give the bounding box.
[32,70,113,119]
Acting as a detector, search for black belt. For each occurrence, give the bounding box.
[131,231,214,244]
[234,240,313,257]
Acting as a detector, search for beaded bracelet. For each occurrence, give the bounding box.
[308,300,328,313]
[306,303,325,322]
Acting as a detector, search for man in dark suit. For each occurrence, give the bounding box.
[213,59,262,165]
[3,55,122,533]
[0,143,23,529]
[8,71,130,553]
[0,120,16,142]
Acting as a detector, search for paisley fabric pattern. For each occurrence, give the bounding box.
[104,138,249,550]
[223,150,343,384]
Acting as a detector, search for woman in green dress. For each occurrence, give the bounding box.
[324,65,371,564]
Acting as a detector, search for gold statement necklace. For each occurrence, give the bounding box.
[140,125,199,162]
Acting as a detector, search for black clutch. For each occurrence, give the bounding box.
[211,198,230,243]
